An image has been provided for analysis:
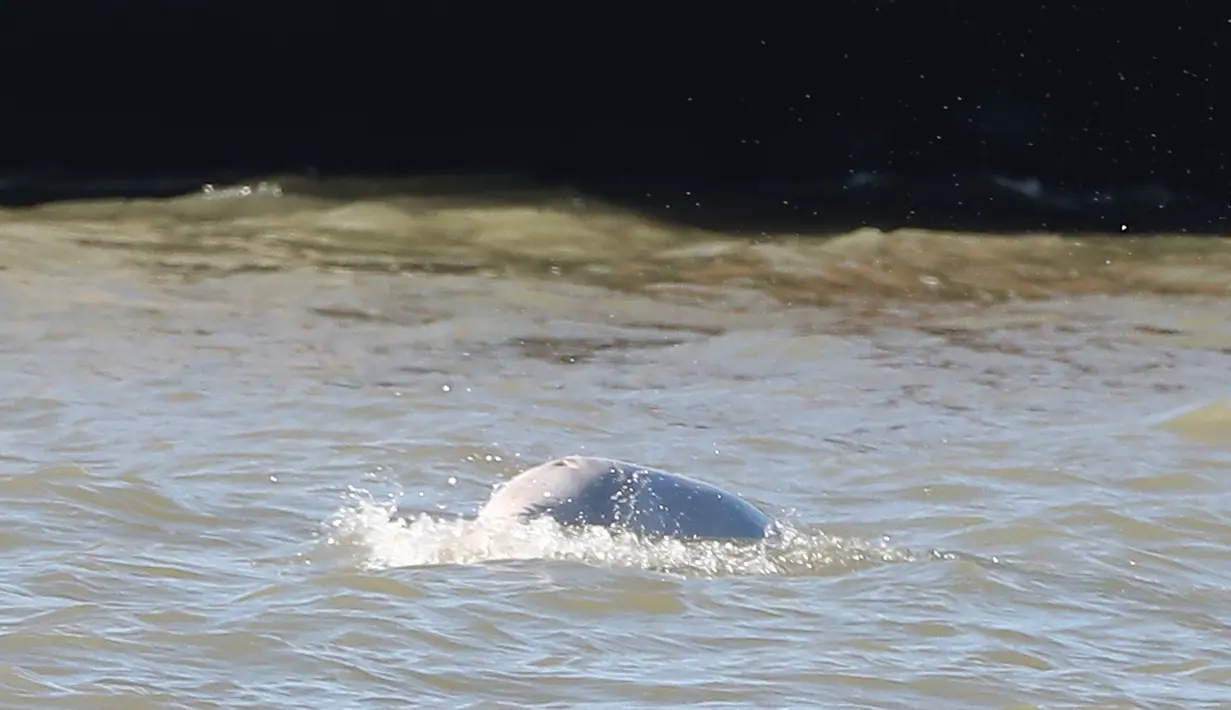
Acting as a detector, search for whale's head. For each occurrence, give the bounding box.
[477,456,628,527]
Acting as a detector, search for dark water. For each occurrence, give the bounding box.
[1,179,1229,708]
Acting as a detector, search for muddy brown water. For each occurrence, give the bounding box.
[1,179,1229,709]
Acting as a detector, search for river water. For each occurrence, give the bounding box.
[1,178,1229,709]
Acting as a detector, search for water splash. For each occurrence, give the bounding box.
[319,490,917,578]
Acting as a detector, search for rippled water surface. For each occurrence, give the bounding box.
[2,179,1230,709]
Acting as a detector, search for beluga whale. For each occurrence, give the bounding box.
[477,455,778,541]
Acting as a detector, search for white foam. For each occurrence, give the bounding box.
[319,490,916,578]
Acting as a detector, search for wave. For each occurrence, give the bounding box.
[2,176,1229,303]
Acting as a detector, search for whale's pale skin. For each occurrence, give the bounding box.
[477,455,776,541]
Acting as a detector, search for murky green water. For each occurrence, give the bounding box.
[1,179,1229,709]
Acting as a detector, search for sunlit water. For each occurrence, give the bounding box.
[1,178,1229,709]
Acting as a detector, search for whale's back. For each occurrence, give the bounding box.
[478,456,775,541]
